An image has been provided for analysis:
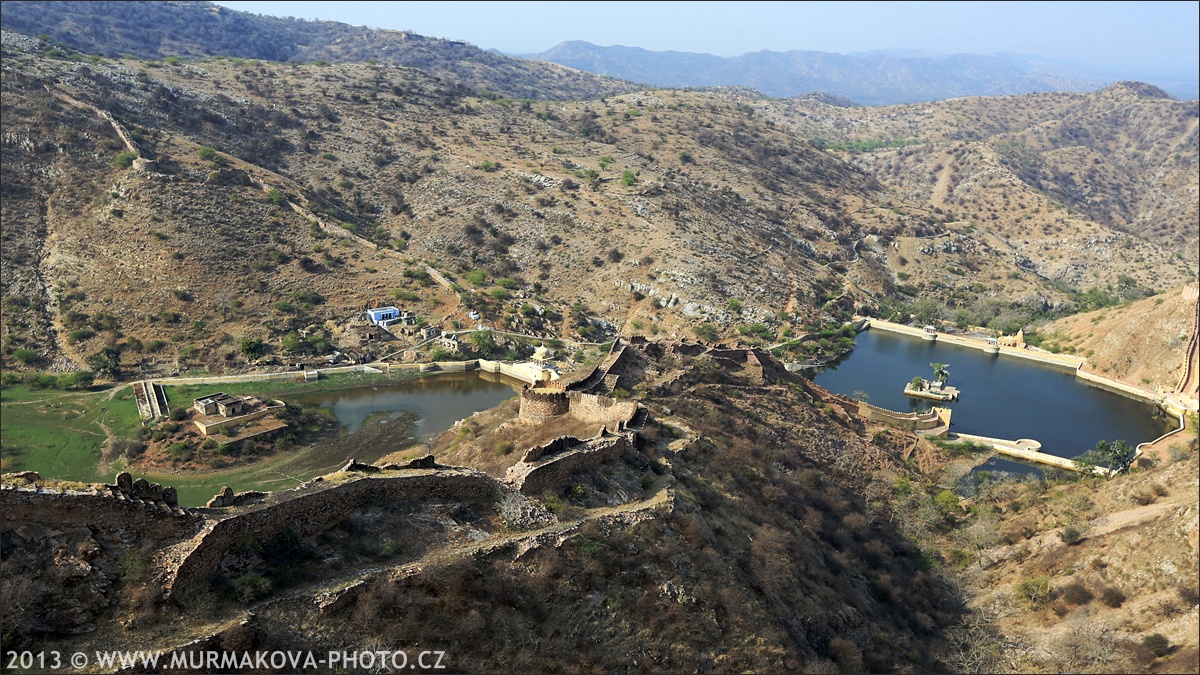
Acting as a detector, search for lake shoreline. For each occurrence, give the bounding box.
[814,326,1175,462]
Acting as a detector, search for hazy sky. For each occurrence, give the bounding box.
[213,1,1199,70]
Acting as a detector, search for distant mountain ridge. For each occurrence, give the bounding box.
[528,41,1199,105]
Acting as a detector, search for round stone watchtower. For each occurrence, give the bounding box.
[519,383,570,422]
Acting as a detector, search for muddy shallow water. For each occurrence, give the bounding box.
[150,371,522,506]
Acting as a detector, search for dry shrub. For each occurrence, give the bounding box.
[1161,646,1199,673]
[826,637,864,673]
[1099,585,1127,608]
[1143,633,1171,657]
[1129,488,1157,506]
[1177,581,1200,606]
[841,512,869,536]
[1060,581,1094,606]
[800,658,839,674]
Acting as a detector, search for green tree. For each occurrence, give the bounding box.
[911,298,941,326]
[620,170,636,186]
[910,376,926,391]
[239,337,265,359]
[88,343,122,378]
[57,370,94,390]
[931,362,950,384]
[1073,438,1135,480]
[469,330,496,356]
[1016,576,1051,609]
[693,323,718,341]
[280,333,301,353]
[112,151,137,168]
[934,489,961,515]
[198,146,217,161]
[11,348,40,365]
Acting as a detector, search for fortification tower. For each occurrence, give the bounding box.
[519,383,570,422]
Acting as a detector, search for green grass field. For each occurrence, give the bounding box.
[1,371,430,506]
[1,384,142,479]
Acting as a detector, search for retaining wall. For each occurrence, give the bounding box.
[165,469,497,599]
[951,433,1109,476]
[856,401,948,431]
[865,319,1084,370]
[1075,368,1162,405]
[477,359,550,385]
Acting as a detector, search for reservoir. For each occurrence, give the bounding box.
[811,329,1175,462]
[152,371,522,506]
[288,370,521,436]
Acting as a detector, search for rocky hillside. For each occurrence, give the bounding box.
[0,1,636,100]
[761,83,1199,267]
[1,33,1195,384]
[950,453,1199,674]
[0,35,897,378]
[1040,282,1199,394]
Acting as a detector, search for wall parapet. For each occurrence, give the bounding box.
[506,433,631,496]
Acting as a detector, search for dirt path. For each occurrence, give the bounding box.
[1087,490,1197,538]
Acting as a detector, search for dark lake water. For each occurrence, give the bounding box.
[812,329,1175,461]
[288,370,522,435]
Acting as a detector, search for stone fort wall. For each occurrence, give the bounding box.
[519,386,570,422]
[568,392,638,427]
[856,402,947,430]
[164,470,497,599]
[0,487,202,542]
[507,434,631,496]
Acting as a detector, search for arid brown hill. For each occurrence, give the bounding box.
[761,83,1199,268]
[1,35,1194,380]
[0,0,637,101]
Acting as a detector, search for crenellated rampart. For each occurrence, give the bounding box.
[519,384,570,421]
[856,401,950,431]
